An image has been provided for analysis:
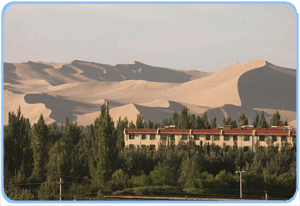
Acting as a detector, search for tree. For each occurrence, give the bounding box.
[252,113,260,128]
[90,103,116,189]
[31,114,49,181]
[116,117,128,151]
[270,111,283,126]
[223,117,237,128]
[129,121,135,129]
[136,113,144,129]
[150,163,173,186]
[238,113,248,127]
[172,111,179,128]
[146,120,154,129]
[202,112,211,129]
[190,114,197,129]
[178,106,189,129]
[211,117,217,128]
[259,111,269,128]
[4,107,32,179]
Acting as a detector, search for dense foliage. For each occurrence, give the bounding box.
[4,106,296,200]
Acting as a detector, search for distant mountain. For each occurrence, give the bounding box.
[4,60,296,128]
[4,60,211,86]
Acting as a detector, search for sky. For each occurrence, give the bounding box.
[3,3,297,72]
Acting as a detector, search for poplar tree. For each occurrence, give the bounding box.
[252,113,260,128]
[136,113,144,129]
[259,111,269,128]
[91,103,116,189]
[31,114,49,181]
[211,117,217,128]
[4,107,32,179]
[178,106,189,129]
[238,113,248,127]
[202,112,211,129]
[270,111,283,126]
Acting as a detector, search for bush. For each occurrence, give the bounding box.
[113,186,181,196]
[112,188,134,195]
[130,172,151,187]
[183,188,204,195]
[111,169,129,189]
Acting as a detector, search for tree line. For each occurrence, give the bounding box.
[4,105,296,200]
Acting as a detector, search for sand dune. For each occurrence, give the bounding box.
[3,60,296,127]
[4,90,54,125]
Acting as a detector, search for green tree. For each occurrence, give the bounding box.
[178,106,190,129]
[190,114,197,129]
[4,107,32,179]
[211,116,217,128]
[129,121,135,129]
[90,103,116,189]
[172,111,179,128]
[238,113,248,127]
[196,116,203,129]
[270,111,283,126]
[146,120,154,129]
[116,117,128,151]
[202,112,211,129]
[30,114,49,181]
[252,113,260,128]
[150,163,173,186]
[136,113,145,129]
[259,111,269,128]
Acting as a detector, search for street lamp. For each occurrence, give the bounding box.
[236,170,245,199]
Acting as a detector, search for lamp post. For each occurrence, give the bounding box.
[236,170,245,199]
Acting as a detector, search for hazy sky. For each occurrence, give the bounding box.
[4,3,297,72]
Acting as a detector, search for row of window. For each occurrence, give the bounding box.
[128,134,295,142]
[128,144,252,152]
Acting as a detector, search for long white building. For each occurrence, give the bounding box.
[124,126,296,151]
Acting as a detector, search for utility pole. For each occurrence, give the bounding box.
[60,176,62,201]
[236,170,245,199]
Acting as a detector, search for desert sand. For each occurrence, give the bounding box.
[3,60,296,127]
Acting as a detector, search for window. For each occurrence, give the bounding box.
[272,136,277,142]
[259,136,265,142]
[150,134,155,140]
[292,136,296,142]
[244,136,250,141]
[129,144,135,149]
[142,134,147,140]
[206,135,211,141]
[213,135,220,141]
[170,134,175,141]
[150,145,156,150]
[129,134,135,140]
[181,134,187,140]
[224,135,230,141]
[233,135,237,141]
[141,145,147,148]
[194,134,200,140]
[281,136,287,142]
[244,146,249,152]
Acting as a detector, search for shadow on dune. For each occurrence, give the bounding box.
[238,63,296,111]
[134,104,174,124]
[24,93,100,123]
[4,63,20,84]
[69,60,197,83]
[26,61,54,70]
[207,104,272,127]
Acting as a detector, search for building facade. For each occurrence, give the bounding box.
[124,126,296,151]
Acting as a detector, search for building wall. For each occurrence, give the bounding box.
[124,132,296,151]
